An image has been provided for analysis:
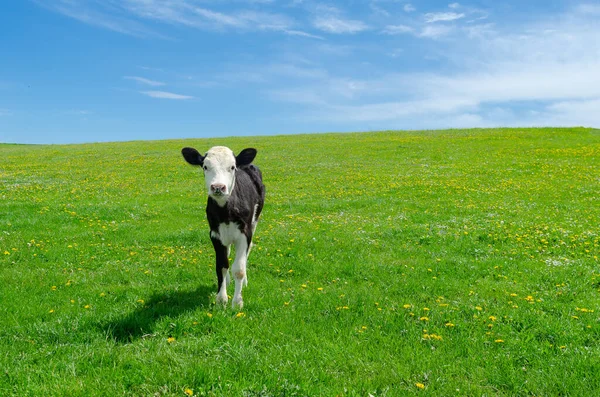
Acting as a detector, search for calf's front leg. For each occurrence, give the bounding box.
[231,236,250,309]
[211,236,230,306]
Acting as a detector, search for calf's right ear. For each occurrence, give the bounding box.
[182,147,205,166]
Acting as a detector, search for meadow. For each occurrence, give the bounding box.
[1,127,599,396]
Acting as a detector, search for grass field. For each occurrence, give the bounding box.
[1,127,599,396]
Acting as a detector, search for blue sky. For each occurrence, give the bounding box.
[1,1,599,144]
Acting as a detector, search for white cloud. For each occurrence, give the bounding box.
[403,4,416,13]
[313,15,368,34]
[124,76,166,86]
[382,25,414,35]
[543,98,600,126]
[424,12,465,23]
[448,3,460,9]
[34,0,165,38]
[283,29,324,39]
[141,91,193,99]
[38,0,303,36]
[268,4,600,129]
[419,24,454,38]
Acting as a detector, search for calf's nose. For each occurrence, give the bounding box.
[211,183,227,194]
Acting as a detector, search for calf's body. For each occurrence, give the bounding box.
[182,146,265,308]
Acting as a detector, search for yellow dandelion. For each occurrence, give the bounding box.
[51,286,57,291]
[495,339,504,343]
[445,322,455,327]
[167,337,176,343]
[84,305,90,309]
[137,299,145,304]
[100,292,106,297]
[49,309,55,314]
[403,304,412,309]
[419,316,429,322]
[475,306,483,311]
[206,312,213,318]
[184,389,194,396]
[489,316,497,321]
[236,312,246,318]
[416,383,425,390]
[317,287,323,291]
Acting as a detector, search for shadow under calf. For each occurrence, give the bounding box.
[101,285,212,343]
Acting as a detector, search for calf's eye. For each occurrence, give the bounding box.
[231,166,236,171]
[203,165,208,171]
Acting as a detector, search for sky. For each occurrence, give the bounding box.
[1,1,599,144]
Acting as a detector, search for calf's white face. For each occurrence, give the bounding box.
[202,146,237,201]
[181,145,257,206]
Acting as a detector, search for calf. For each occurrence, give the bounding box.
[182,146,265,309]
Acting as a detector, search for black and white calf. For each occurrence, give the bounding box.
[182,146,265,308]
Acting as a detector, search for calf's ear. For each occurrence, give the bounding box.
[182,147,205,166]
[236,148,257,167]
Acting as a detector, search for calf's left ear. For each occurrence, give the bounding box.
[236,148,257,167]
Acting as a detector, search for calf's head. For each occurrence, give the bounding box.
[182,146,257,203]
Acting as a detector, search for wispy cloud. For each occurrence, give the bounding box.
[382,25,414,35]
[124,76,166,86]
[266,4,600,128]
[141,91,194,100]
[424,12,465,23]
[37,0,313,37]
[404,4,416,13]
[313,15,368,34]
[34,0,165,38]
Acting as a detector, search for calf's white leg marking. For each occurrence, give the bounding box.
[216,267,229,305]
[214,222,249,308]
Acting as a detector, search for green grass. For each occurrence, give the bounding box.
[1,127,599,396]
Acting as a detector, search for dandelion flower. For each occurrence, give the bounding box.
[184,389,194,396]
[206,312,213,318]
[236,312,246,318]
[495,339,504,343]
[416,383,425,389]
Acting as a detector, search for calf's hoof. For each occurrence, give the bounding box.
[232,296,244,309]
[216,293,228,306]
